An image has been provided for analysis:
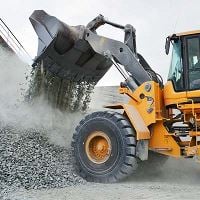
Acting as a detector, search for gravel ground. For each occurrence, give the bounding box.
[6,182,200,200]
[1,123,200,200]
[0,125,85,199]
[4,159,200,200]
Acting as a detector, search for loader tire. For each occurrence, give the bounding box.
[71,111,138,183]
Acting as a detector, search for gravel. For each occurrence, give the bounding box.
[0,46,87,199]
[26,65,95,112]
[0,125,85,199]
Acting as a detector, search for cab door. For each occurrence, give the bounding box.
[184,35,200,100]
[164,37,187,106]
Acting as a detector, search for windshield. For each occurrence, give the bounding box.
[168,40,184,91]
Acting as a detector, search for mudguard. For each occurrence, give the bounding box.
[105,103,150,140]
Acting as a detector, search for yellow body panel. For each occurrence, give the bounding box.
[164,81,200,106]
[121,81,181,157]
[105,104,150,140]
[108,80,200,158]
[119,81,164,124]
[164,81,187,106]
[149,121,181,157]
[187,90,200,98]
[107,81,163,140]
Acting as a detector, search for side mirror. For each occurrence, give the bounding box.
[165,36,171,55]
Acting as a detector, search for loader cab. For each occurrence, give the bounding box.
[164,31,200,106]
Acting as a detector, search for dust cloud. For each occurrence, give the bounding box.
[0,46,84,147]
[127,151,200,185]
[0,47,85,197]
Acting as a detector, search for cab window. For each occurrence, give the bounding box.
[187,37,200,90]
[168,39,184,91]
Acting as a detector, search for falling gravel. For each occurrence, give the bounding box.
[26,64,95,112]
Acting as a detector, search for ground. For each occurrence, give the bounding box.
[5,156,200,200]
[6,182,200,200]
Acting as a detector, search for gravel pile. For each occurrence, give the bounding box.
[0,40,88,200]
[0,124,85,199]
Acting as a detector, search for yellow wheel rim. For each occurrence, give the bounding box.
[85,131,111,164]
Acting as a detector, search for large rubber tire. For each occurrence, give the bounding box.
[71,111,138,183]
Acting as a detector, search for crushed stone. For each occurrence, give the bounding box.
[0,125,85,199]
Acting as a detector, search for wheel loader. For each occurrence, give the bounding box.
[30,10,200,183]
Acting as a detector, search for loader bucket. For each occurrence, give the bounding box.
[30,10,112,83]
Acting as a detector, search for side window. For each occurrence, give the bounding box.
[168,40,184,91]
[187,37,200,90]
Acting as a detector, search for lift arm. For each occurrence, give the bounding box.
[30,11,154,87]
[85,15,151,88]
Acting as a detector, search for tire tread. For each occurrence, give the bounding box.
[71,110,138,183]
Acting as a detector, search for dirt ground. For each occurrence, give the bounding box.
[8,182,200,200]
[6,157,200,200]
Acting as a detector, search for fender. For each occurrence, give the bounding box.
[105,103,150,140]
[105,103,150,161]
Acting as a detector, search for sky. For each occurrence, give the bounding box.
[0,0,200,85]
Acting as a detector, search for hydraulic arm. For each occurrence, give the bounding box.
[30,10,154,89]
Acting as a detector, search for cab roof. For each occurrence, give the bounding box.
[176,29,200,37]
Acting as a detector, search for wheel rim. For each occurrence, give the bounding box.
[85,131,112,164]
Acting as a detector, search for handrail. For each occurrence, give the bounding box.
[0,18,32,63]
